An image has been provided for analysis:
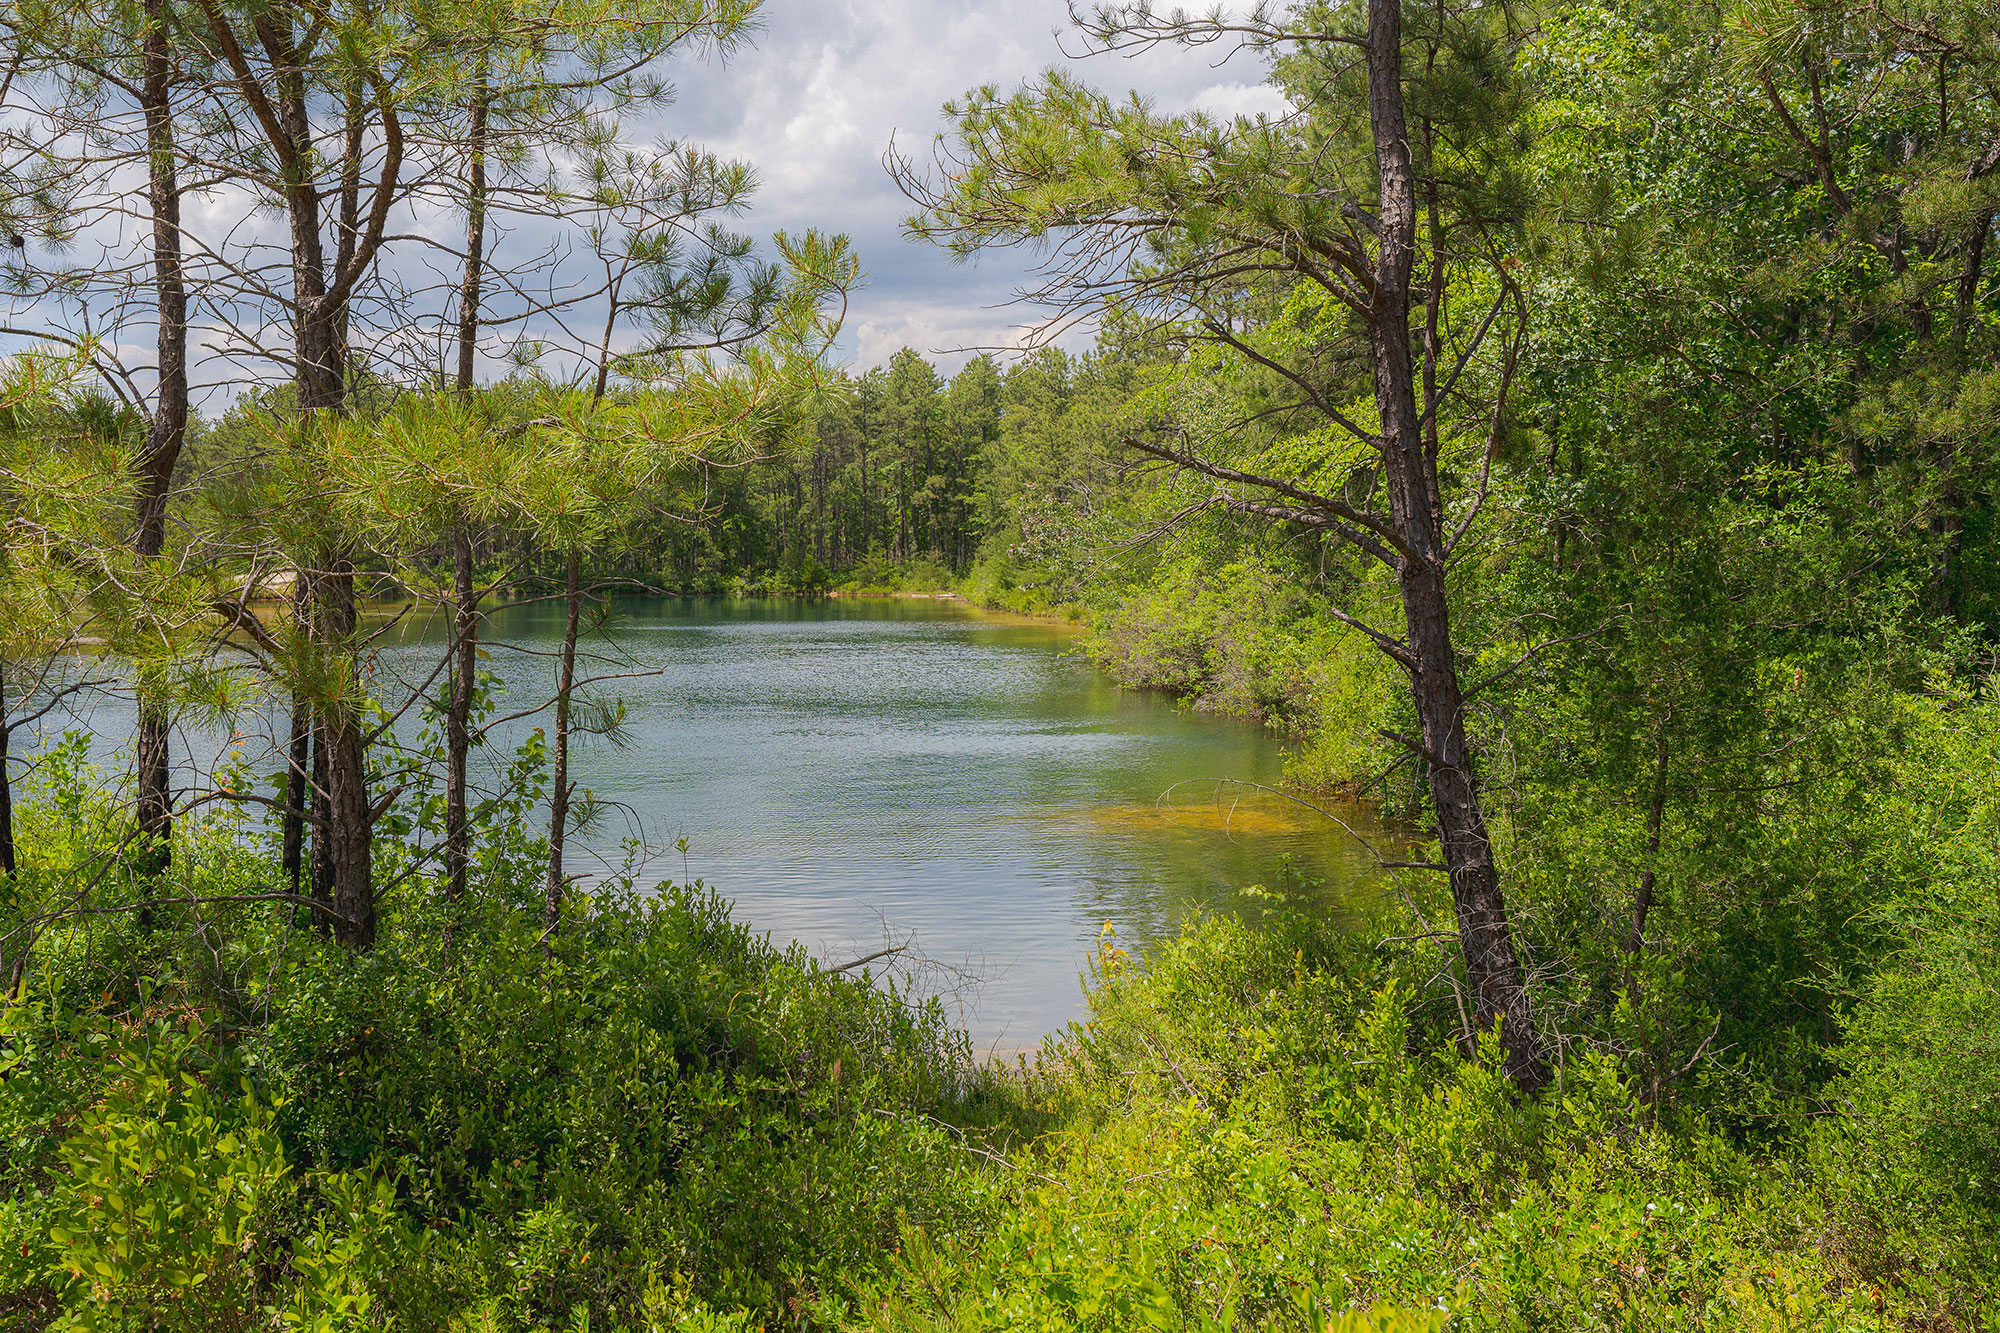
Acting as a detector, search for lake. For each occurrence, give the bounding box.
[32,595,1385,1049]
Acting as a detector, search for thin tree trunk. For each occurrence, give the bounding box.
[446,529,476,901]
[545,550,581,939]
[0,666,13,1004]
[1366,0,1544,1089]
[1929,211,1994,618]
[282,576,313,900]
[282,699,312,892]
[133,0,188,893]
[318,558,373,948]
[456,53,488,394]
[0,665,14,881]
[1626,728,1670,956]
[310,711,332,912]
[594,267,625,399]
[443,61,489,905]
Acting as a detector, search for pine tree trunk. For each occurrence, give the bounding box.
[0,665,14,882]
[443,60,490,906]
[133,0,187,894]
[456,56,488,395]
[1366,0,1544,1090]
[309,712,332,913]
[317,559,373,948]
[282,578,313,901]
[545,551,581,938]
[0,666,13,1002]
[282,702,313,894]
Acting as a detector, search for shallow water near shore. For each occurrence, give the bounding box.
[35,595,1386,1048]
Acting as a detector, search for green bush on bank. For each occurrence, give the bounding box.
[0,744,1002,1331]
[861,913,1997,1332]
[1077,557,1404,797]
[9,689,2000,1331]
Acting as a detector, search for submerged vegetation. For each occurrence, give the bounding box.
[5,0,2000,1326]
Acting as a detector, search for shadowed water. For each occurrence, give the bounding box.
[29,596,1386,1048]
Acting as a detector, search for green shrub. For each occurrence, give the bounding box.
[860,915,1958,1332]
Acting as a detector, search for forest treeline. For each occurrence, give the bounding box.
[562,342,1127,596]
[6,0,2000,1328]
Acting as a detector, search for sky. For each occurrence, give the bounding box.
[0,1,1285,401]
[659,0,1285,372]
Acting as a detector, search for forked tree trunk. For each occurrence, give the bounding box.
[1365,0,1544,1090]
[197,0,400,951]
[132,0,188,895]
[544,551,581,938]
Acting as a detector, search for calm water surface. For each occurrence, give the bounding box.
[42,596,1383,1048]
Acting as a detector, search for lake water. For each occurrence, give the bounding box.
[32,596,1384,1048]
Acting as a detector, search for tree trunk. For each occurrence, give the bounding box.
[1365,0,1544,1090]
[197,0,391,948]
[446,528,476,900]
[310,692,332,908]
[133,0,188,892]
[317,558,373,948]
[282,578,314,899]
[444,60,490,906]
[296,184,375,942]
[545,551,581,938]
[456,54,489,394]
[0,666,14,882]
[282,700,312,894]
[0,667,13,1003]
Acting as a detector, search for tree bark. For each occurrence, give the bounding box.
[1365,0,1544,1090]
[444,56,490,905]
[456,52,489,394]
[310,703,332,911]
[281,572,314,901]
[317,558,373,948]
[194,0,409,949]
[0,666,14,882]
[133,0,188,891]
[545,550,581,939]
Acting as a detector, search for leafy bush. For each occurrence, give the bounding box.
[1083,557,1403,794]
[0,767,1005,1332]
[860,915,1990,1332]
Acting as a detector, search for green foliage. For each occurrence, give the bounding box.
[862,916,1994,1331]
[0,745,997,1332]
[1084,555,1404,793]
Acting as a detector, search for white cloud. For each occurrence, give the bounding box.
[1185,80,1292,121]
[660,0,1278,370]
